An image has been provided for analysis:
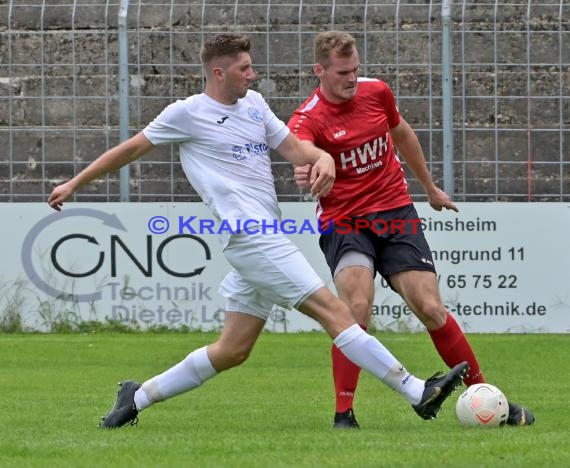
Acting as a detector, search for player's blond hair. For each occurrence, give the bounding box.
[314,31,357,66]
[200,33,251,66]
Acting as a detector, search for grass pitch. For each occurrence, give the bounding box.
[0,332,568,467]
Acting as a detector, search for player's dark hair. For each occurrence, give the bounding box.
[200,33,251,65]
[314,31,356,65]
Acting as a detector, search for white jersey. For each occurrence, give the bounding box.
[143,90,290,247]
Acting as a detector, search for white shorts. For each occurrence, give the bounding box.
[219,231,324,320]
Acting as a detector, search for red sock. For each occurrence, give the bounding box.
[428,314,485,386]
[332,325,367,413]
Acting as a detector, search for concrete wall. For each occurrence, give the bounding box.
[1,1,568,202]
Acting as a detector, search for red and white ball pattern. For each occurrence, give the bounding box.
[456,383,509,427]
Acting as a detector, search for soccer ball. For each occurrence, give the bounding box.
[455,383,509,427]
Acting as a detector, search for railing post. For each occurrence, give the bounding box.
[441,0,454,197]
[118,0,130,201]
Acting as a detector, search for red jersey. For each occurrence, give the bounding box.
[288,78,412,225]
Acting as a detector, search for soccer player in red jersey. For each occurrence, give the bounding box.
[288,31,534,429]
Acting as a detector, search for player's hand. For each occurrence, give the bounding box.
[293,164,312,189]
[309,154,335,197]
[47,181,76,211]
[427,186,459,212]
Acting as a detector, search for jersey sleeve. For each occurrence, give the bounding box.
[256,93,290,149]
[142,100,192,145]
[287,110,318,143]
[380,82,401,129]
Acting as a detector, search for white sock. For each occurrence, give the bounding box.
[134,346,217,411]
[334,324,425,404]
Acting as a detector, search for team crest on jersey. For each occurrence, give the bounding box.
[248,107,263,123]
[232,145,247,160]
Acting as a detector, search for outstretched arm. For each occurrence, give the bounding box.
[275,133,335,198]
[47,131,154,211]
[390,118,458,212]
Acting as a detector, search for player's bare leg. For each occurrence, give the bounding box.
[330,265,374,428]
[99,312,265,428]
[298,286,468,421]
[391,270,484,383]
[392,269,534,426]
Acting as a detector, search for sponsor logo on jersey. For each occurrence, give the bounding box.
[232,145,247,161]
[248,107,263,123]
[231,143,269,160]
[333,129,346,139]
[217,116,229,124]
[245,142,269,156]
[339,132,390,173]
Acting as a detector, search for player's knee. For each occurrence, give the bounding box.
[416,300,448,329]
[347,296,373,323]
[228,350,251,367]
[226,344,253,367]
[211,342,253,370]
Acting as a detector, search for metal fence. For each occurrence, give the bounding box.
[1,1,568,203]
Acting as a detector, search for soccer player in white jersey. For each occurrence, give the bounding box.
[47,33,467,429]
